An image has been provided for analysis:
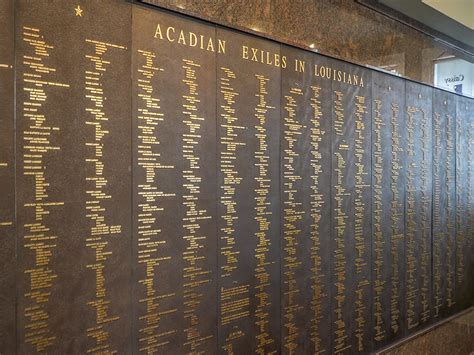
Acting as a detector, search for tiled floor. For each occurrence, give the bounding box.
[383,308,474,355]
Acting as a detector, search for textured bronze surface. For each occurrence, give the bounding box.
[330,60,373,354]
[455,97,474,312]
[137,0,471,89]
[15,0,132,352]
[1,1,474,354]
[132,6,218,353]
[216,26,281,355]
[280,45,332,354]
[405,82,434,333]
[466,99,474,314]
[371,72,406,349]
[0,0,15,353]
[432,89,457,320]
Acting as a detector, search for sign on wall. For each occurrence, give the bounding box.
[435,57,474,96]
[0,0,473,353]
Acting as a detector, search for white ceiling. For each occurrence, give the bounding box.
[422,0,474,29]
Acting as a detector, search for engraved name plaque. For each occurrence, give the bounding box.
[1,1,473,353]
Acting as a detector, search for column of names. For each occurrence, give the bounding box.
[353,92,371,352]
[0,0,15,351]
[217,28,280,354]
[282,86,305,353]
[371,74,406,349]
[133,49,178,352]
[432,91,456,319]
[455,98,470,310]
[180,58,215,351]
[218,66,250,339]
[18,26,68,352]
[332,88,349,353]
[405,83,433,332]
[308,81,331,354]
[83,38,129,353]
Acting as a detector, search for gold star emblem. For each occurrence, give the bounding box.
[75,5,83,17]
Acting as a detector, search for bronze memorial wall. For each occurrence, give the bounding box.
[0,0,473,354]
[0,0,15,354]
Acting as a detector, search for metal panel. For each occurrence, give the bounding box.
[4,1,474,353]
[405,82,433,333]
[465,98,474,310]
[432,89,457,319]
[371,71,406,350]
[0,0,15,353]
[330,60,373,354]
[15,1,132,352]
[131,6,218,353]
[455,96,471,311]
[280,45,332,354]
[216,27,281,354]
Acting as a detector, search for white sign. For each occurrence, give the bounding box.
[434,57,473,97]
